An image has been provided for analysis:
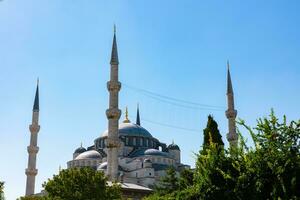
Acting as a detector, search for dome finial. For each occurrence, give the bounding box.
[123,106,130,123]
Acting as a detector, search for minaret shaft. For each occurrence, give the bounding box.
[25,84,40,196]
[106,30,121,181]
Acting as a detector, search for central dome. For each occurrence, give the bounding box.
[102,122,152,138]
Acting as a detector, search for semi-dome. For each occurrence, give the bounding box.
[168,143,180,151]
[74,146,86,154]
[75,150,102,160]
[102,122,152,138]
[144,149,170,157]
[129,148,171,158]
[97,162,123,171]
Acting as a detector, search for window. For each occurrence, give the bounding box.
[146,139,149,147]
[125,137,129,145]
[133,137,136,146]
[140,138,143,146]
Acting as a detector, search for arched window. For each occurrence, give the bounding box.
[125,137,129,145]
[140,138,143,146]
[133,137,136,146]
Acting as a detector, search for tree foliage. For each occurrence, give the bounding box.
[0,181,4,200]
[44,167,121,200]
[18,167,119,200]
[202,115,224,153]
[145,111,300,200]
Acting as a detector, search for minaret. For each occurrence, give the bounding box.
[25,80,40,196]
[225,61,238,147]
[136,104,141,126]
[106,26,121,181]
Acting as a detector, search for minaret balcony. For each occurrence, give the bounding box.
[27,146,39,154]
[226,109,237,118]
[106,138,121,148]
[107,81,121,92]
[226,132,238,141]
[29,124,40,133]
[106,108,121,119]
[25,168,38,176]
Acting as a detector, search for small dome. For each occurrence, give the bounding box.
[74,146,86,154]
[75,150,101,160]
[102,123,153,138]
[168,143,180,151]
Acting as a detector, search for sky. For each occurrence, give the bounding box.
[1,0,300,199]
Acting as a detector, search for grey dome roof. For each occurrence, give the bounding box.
[168,143,180,151]
[75,150,102,160]
[74,146,86,154]
[102,122,152,138]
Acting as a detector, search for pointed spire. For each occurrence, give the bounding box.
[227,60,233,94]
[136,104,141,126]
[33,78,39,112]
[123,107,130,123]
[110,25,119,65]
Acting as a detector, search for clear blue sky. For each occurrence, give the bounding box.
[1,0,300,199]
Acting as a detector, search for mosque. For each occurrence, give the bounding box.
[24,28,238,199]
[67,106,188,187]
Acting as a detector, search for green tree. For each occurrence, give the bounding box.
[235,111,300,199]
[145,111,300,200]
[44,167,121,200]
[202,115,224,152]
[0,181,4,200]
[154,166,179,195]
[178,168,193,190]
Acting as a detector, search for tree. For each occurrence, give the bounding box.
[145,111,300,200]
[235,111,300,199]
[202,115,224,152]
[154,166,179,195]
[178,168,194,190]
[0,181,4,200]
[43,167,121,200]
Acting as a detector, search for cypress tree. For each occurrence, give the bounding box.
[203,115,224,151]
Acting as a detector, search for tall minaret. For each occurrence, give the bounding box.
[226,61,238,147]
[25,80,40,196]
[106,26,121,181]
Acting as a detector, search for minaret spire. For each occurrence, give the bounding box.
[106,26,121,181]
[25,80,41,196]
[33,79,39,111]
[110,25,119,65]
[136,104,141,126]
[225,61,238,148]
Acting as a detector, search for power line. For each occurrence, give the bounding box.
[123,83,225,111]
[129,115,201,133]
